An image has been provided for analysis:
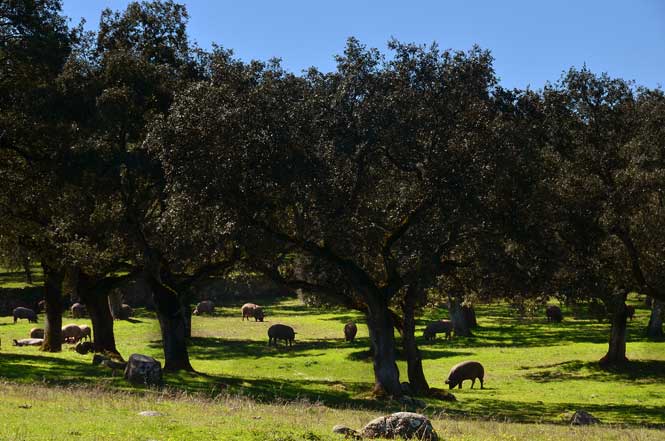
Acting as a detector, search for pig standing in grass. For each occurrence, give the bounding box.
[241,303,264,321]
[29,328,44,339]
[13,307,37,324]
[423,320,452,341]
[546,305,563,322]
[344,321,357,342]
[193,300,215,316]
[445,361,485,389]
[61,324,83,344]
[268,324,296,347]
[79,324,91,341]
[71,303,86,318]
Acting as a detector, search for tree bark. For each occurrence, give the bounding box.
[647,299,664,339]
[78,273,121,357]
[600,291,629,366]
[181,299,192,339]
[401,285,429,395]
[40,263,64,352]
[448,295,472,337]
[146,274,194,371]
[23,256,32,284]
[108,289,122,320]
[365,294,402,397]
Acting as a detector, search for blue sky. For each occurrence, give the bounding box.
[62,0,664,90]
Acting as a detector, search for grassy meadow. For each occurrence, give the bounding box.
[0,281,664,440]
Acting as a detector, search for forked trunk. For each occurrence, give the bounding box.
[401,285,429,395]
[145,272,194,372]
[366,294,402,397]
[41,263,64,352]
[600,292,629,366]
[448,296,472,337]
[647,299,663,339]
[78,273,121,357]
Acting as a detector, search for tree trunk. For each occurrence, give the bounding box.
[181,299,192,339]
[448,295,472,337]
[23,256,32,285]
[462,305,477,328]
[600,291,629,366]
[78,273,121,357]
[647,299,664,339]
[365,294,402,397]
[145,267,194,372]
[401,285,429,395]
[41,263,64,352]
[108,289,122,320]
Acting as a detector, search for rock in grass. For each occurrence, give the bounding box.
[138,410,164,417]
[361,412,438,440]
[124,354,162,387]
[570,410,600,425]
[332,424,361,439]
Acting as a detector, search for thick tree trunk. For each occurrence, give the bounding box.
[448,296,472,337]
[78,273,121,357]
[108,289,122,320]
[181,299,192,339]
[600,292,629,366]
[401,286,429,395]
[462,305,477,328]
[41,263,64,352]
[365,294,402,397]
[647,300,664,339]
[145,270,193,372]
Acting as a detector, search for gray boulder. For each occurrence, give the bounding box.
[124,354,162,386]
[361,412,438,440]
[570,410,600,425]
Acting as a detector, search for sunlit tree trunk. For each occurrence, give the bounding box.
[366,293,402,397]
[647,299,663,339]
[401,285,429,395]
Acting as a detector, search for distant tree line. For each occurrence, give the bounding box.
[1,0,663,398]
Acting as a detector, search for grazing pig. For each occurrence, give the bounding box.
[119,304,133,320]
[193,300,215,316]
[423,320,452,341]
[344,321,358,342]
[13,338,43,346]
[626,305,635,320]
[61,324,84,344]
[445,361,485,389]
[546,305,563,322]
[29,328,44,339]
[71,303,87,318]
[13,307,37,324]
[75,341,95,355]
[268,324,296,347]
[241,303,264,321]
[78,324,91,341]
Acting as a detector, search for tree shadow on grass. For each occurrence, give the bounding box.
[522,359,665,384]
[0,352,118,385]
[428,395,665,427]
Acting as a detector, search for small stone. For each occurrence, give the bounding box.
[138,411,164,417]
[570,410,600,425]
[332,424,361,439]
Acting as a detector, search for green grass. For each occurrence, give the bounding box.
[0,264,43,289]
[1,294,663,435]
[0,382,663,441]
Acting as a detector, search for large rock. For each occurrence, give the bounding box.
[361,412,438,440]
[570,410,600,425]
[124,354,162,386]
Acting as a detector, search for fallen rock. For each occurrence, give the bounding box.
[570,410,600,425]
[361,412,438,440]
[124,354,162,387]
[332,424,362,439]
[138,410,164,417]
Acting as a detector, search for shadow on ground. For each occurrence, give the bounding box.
[522,359,665,384]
